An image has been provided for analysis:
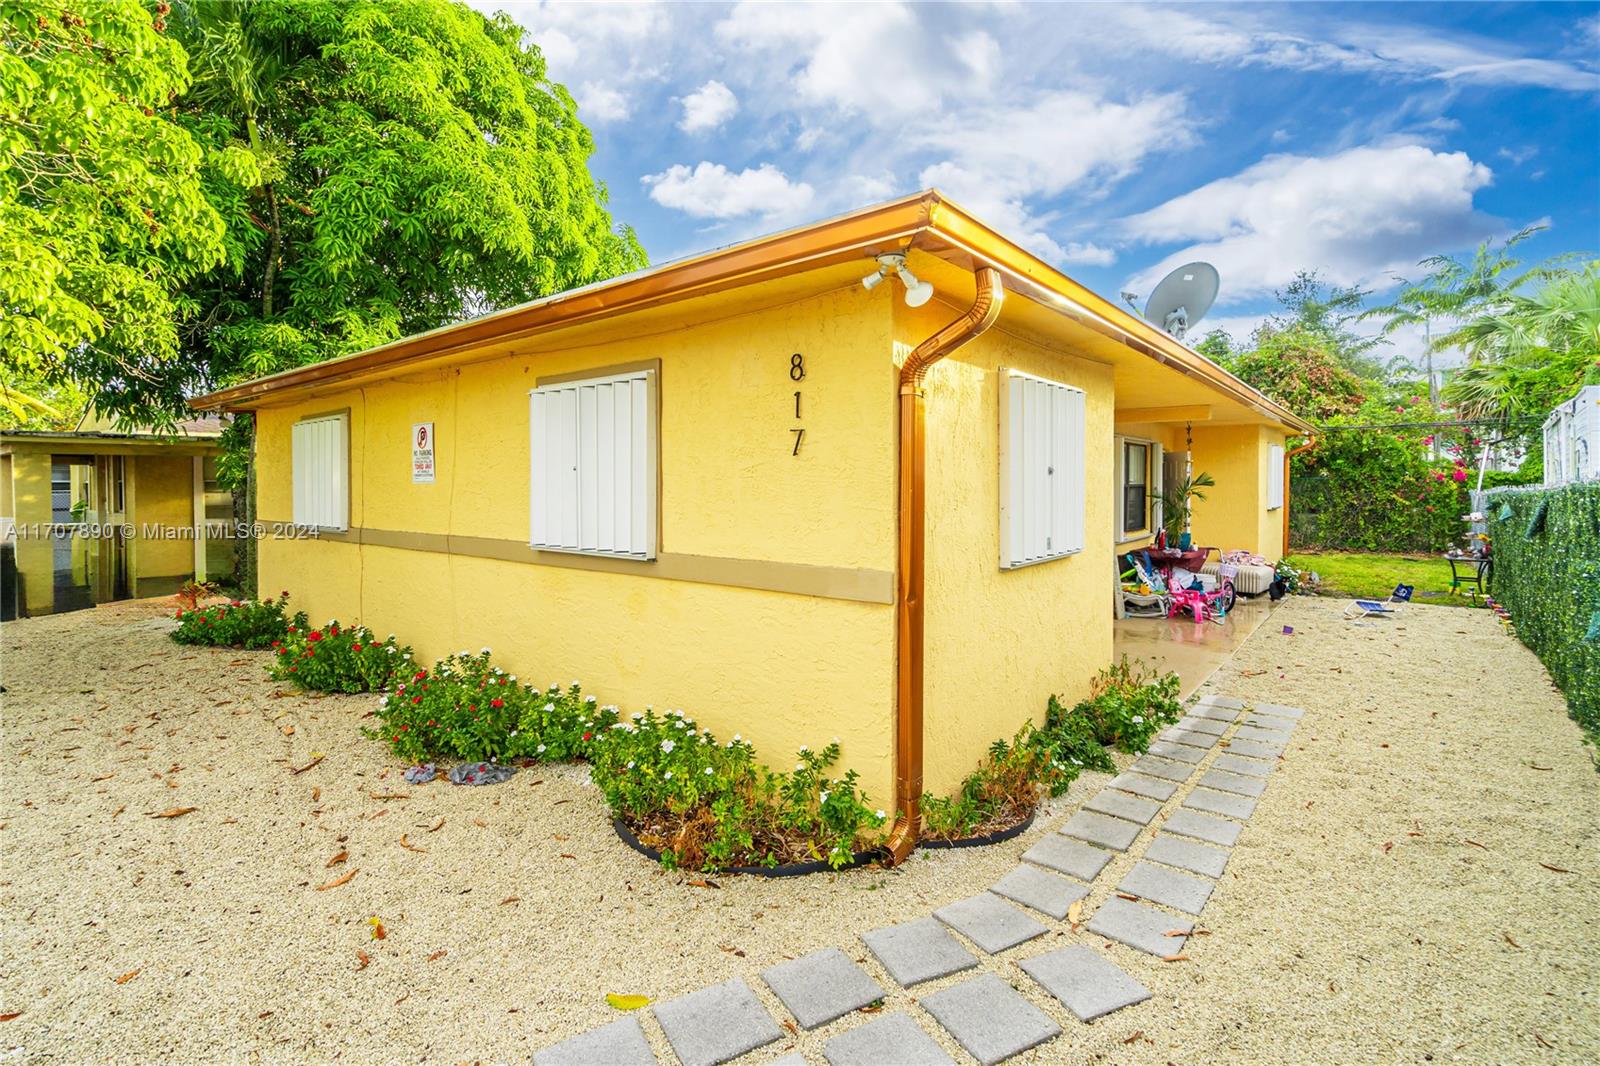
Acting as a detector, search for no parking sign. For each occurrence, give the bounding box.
[412,422,435,483]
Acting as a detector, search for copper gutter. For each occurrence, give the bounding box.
[1282,435,1318,554]
[885,266,1005,865]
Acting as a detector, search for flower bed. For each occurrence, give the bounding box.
[170,593,295,649]
[271,621,412,693]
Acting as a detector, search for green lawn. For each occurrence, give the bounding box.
[1285,552,1487,606]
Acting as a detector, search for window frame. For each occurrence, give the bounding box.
[528,363,659,561]
[290,409,351,532]
[1114,434,1160,544]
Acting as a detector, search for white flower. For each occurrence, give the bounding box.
[571,679,580,687]
[733,734,742,742]
[509,675,517,682]
[379,695,390,706]
[664,771,673,780]
[1131,715,1144,724]
[1070,757,1082,766]
[876,810,886,819]
[832,736,840,744]
[686,729,697,737]
[820,790,829,802]
[626,761,635,769]
[544,703,555,712]
[703,767,713,776]
[632,712,644,721]
[404,653,412,660]
[384,646,396,655]
[585,695,597,704]
[798,744,808,752]
[459,649,470,658]
[796,762,805,771]
[661,740,676,754]
[509,730,519,737]
[536,743,546,753]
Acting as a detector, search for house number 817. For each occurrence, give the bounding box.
[790,353,805,455]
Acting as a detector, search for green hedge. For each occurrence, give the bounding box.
[1486,483,1600,743]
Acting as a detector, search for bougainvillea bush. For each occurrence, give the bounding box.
[1486,485,1600,746]
[171,594,296,649]
[364,651,617,765]
[270,621,412,693]
[587,711,886,870]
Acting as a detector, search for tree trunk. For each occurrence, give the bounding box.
[262,183,281,318]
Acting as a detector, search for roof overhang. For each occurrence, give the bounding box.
[190,190,1312,434]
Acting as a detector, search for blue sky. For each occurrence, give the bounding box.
[484,1,1598,365]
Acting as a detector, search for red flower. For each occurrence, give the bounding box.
[491,698,504,709]
[415,671,427,680]
[289,666,298,673]
[231,600,241,607]
[400,725,408,731]
[175,609,184,619]
[582,732,593,742]
[352,643,363,652]
[308,630,323,642]
[392,735,399,742]
[1451,467,1467,482]
[428,720,436,727]
[412,696,422,704]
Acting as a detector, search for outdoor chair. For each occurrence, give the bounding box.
[1343,583,1414,620]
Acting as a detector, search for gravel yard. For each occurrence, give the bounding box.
[2,596,1597,1064]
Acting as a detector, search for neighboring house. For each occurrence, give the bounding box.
[193,192,1310,854]
[0,417,232,617]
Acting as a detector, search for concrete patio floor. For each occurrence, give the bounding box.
[1113,594,1279,697]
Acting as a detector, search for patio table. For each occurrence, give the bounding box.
[1443,551,1492,596]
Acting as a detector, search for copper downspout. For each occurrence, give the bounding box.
[1282,435,1318,555]
[885,266,1005,865]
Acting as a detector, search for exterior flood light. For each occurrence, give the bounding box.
[862,253,934,307]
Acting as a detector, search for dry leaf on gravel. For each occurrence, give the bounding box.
[605,994,649,1011]
[1123,1031,1143,1044]
[355,949,369,971]
[0,1011,24,1022]
[1161,954,1190,962]
[427,950,448,962]
[290,755,325,775]
[368,917,386,940]
[326,850,348,868]
[114,969,141,984]
[1067,900,1084,929]
[150,807,197,819]
[1539,862,1572,873]
[399,835,427,854]
[499,896,519,905]
[316,869,358,891]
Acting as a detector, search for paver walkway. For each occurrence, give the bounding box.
[535,693,1300,1065]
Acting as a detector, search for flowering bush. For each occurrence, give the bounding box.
[363,651,616,765]
[1074,657,1183,753]
[270,620,412,694]
[171,593,297,649]
[588,710,886,871]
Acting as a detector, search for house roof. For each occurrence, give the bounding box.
[2,414,226,444]
[190,191,1313,433]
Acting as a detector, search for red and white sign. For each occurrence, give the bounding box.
[412,422,435,483]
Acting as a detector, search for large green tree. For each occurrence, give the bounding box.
[171,0,646,407]
[0,0,252,426]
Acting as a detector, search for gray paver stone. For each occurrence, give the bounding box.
[1244,711,1297,731]
[1145,739,1205,764]
[1224,737,1284,759]
[823,1012,954,1066]
[1213,752,1273,778]
[1196,694,1246,708]
[935,893,1048,954]
[1018,945,1152,1022]
[1085,789,1162,825]
[1130,756,1191,782]
[1188,703,1240,722]
[989,863,1089,919]
[1174,715,1228,736]
[1022,833,1114,880]
[1198,768,1267,798]
[1109,772,1179,802]
[1161,808,1242,846]
[653,978,783,1066]
[1144,832,1230,878]
[919,974,1062,1066]
[1061,809,1143,850]
[1159,727,1220,750]
[1251,701,1304,719]
[762,948,885,1030]
[1087,896,1192,956]
[861,917,976,988]
[1118,860,1215,915]
[1183,787,1258,819]
[535,1017,657,1066]
[1235,724,1293,745]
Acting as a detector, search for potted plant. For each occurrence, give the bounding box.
[1159,471,1215,544]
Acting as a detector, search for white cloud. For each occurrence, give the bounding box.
[642,162,815,220]
[1122,144,1499,302]
[679,80,739,133]
[577,82,630,123]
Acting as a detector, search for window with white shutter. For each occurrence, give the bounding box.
[291,413,349,531]
[529,368,657,559]
[999,369,1085,569]
[1267,443,1285,510]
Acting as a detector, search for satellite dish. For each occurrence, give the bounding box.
[1142,262,1219,341]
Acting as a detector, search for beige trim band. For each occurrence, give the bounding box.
[271,522,893,605]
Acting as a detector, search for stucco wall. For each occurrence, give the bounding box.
[130,454,195,592]
[9,451,52,614]
[908,304,1117,799]
[1187,423,1288,559]
[255,283,902,804]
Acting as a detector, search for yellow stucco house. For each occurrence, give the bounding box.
[1,418,232,618]
[193,192,1309,855]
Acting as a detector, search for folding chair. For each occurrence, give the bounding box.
[1343,583,1414,620]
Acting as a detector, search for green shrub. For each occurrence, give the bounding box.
[364,651,618,765]
[1075,657,1183,753]
[1486,485,1600,747]
[171,594,295,649]
[588,712,886,870]
[270,620,412,693]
